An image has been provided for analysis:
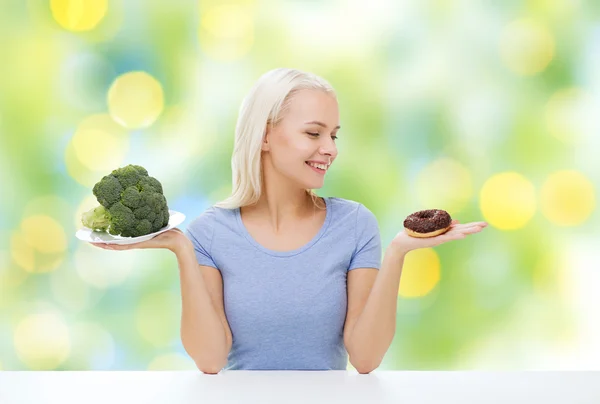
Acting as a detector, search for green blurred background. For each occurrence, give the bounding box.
[0,0,598,371]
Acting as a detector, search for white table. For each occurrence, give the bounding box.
[1,370,599,404]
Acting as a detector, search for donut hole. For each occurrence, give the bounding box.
[416,211,435,219]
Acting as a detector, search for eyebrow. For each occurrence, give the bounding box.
[304,121,341,130]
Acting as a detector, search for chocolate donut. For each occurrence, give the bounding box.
[403,209,452,238]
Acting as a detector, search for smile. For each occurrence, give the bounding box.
[305,162,327,175]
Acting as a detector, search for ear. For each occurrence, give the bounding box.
[261,126,271,152]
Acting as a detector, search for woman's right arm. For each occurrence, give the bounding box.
[175,240,232,374]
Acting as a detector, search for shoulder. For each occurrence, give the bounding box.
[189,205,235,225]
[327,196,360,215]
[186,205,235,239]
[328,197,377,223]
[188,206,217,229]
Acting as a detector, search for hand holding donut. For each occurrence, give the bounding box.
[391,209,488,254]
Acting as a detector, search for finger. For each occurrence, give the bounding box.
[450,223,485,231]
[445,226,482,237]
[458,226,484,235]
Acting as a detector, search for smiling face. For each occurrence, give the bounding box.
[261,89,340,190]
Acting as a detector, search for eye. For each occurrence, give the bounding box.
[307,132,338,141]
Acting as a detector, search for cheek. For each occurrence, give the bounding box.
[281,135,312,155]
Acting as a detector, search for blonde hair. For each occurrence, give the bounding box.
[213,68,336,210]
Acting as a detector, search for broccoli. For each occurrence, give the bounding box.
[81,164,170,237]
[81,205,111,232]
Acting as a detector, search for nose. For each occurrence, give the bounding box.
[319,140,337,162]
[320,150,335,165]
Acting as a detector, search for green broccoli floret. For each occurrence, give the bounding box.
[81,164,170,237]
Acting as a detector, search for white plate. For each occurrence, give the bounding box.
[75,210,186,245]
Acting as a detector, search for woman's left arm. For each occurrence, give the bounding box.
[346,220,487,373]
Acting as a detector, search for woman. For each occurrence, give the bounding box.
[92,68,487,374]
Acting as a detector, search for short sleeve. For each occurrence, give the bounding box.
[184,207,218,269]
[348,203,382,271]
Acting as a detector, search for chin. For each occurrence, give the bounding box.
[300,179,324,189]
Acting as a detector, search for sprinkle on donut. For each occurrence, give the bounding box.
[403,209,452,238]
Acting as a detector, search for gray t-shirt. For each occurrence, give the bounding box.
[184,196,382,371]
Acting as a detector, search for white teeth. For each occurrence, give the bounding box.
[307,162,328,170]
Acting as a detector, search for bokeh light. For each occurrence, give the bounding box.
[0,249,30,312]
[107,71,165,129]
[50,0,108,32]
[20,215,67,255]
[545,88,598,144]
[13,312,71,370]
[22,195,72,229]
[500,18,555,76]
[135,291,180,348]
[66,322,116,370]
[10,215,67,273]
[9,232,36,273]
[479,172,537,230]
[540,170,596,227]
[415,158,473,214]
[50,265,103,313]
[70,113,130,172]
[398,248,440,298]
[142,104,220,183]
[74,243,136,288]
[198,4,255,62]
[0,262,29,293]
